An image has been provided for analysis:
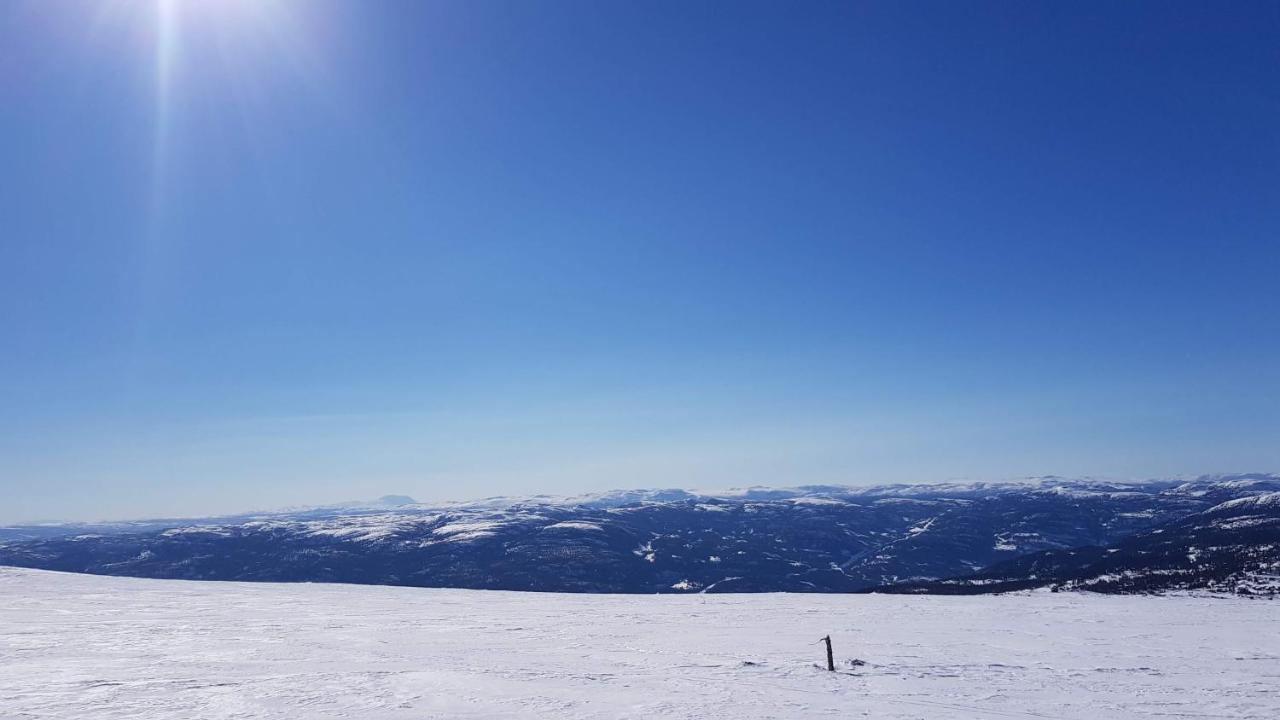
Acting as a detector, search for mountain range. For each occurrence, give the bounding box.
[2,475,1277,595]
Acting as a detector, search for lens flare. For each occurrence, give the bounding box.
[67,0,334,376]
[150,0,178,219]
[140,0,326,212]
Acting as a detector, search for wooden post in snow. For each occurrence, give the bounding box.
[821,635,835,671]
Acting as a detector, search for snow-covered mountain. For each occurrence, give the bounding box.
[895,489,1280,595]
[2,475,1278,594]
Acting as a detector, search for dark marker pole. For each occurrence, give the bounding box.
[821,635,834,671]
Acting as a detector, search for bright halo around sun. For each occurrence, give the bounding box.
[62,0,336,323]
[79,1,329,137]
[75,0,334,204]
[137,0,328,118]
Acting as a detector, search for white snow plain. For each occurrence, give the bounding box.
[2,567,1276,719]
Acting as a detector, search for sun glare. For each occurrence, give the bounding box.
[126,0,324,207]
[79,0,333,360]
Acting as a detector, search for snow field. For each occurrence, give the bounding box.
[1,567,1276,719]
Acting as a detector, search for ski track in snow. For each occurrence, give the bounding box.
[1,568,1277,719]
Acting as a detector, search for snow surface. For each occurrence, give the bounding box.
[2,568,1277,719]
[1208,492,1280,514]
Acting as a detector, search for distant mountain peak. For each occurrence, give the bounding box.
[373,495,417,507]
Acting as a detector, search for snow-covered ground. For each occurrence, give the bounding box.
[2,568,1276,719]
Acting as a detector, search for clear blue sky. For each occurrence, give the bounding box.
[2,1,1277,522]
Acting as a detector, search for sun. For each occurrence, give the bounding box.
[124,0,325,203]
[59,0,332,348]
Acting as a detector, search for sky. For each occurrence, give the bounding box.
[1,1,1278,523]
